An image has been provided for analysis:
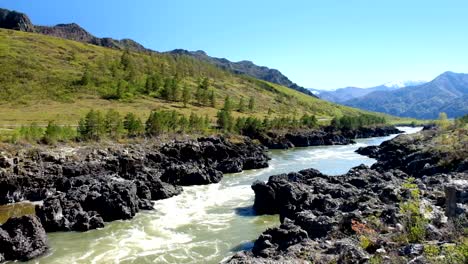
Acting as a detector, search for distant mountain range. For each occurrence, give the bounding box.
[167,49,317,97]
[312,80,426,103]
[0,8,316,98]
[342,72,468,119]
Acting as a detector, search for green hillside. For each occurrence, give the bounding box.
[0,28,392,127]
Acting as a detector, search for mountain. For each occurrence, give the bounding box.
[343,72,468,119]
[315,80,426,103]
[168,49,317,98]
[0,8,148,52]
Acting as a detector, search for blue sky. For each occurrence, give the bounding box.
[2,0,468,89]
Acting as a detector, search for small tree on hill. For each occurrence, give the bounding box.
[123,112,144,137]
[182,85,191,107]
[248,96,255,112]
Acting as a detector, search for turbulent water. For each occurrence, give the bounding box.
[27,127,421,264]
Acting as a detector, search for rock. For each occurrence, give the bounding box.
[444,179,468,217]
[0,215,47,261]
[36,195,104,232]
[82,179,139,221]
[252,220,308,258]
[161,163,222,186]
[408,256,428,264]
[138,199,154,210]
[216,159,243,173]
[0,155,13,168]
[334,239,370,264]
[294,212,337,238]
[355,145,380,158]
[0,8,35,32]
[425,224,444,240]
[252,180,278,214]
[146,177,182,200]
[399,244,424,257]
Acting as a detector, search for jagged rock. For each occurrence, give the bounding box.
[0,215,47,261]
[294,212,337,238]
[36,195,104,232]
[334,239,370,264]
[252,220,308,258]
[445,180,468,217]
[161,163,223,186]
[0,8,35,32]
[398,244,424,257]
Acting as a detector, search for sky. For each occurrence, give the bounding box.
[1,0,468,90]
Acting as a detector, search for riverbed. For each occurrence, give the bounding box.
[26,127,421,264]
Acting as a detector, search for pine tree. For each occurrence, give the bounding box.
[105,109,125,139]
[78,109,106,141]
[123,112,144,137]
[196,85,204,105]
[199,77,210,90]
[182,85,191,107]
[223,96,232,112]
[209,90,216,108]
[248,96,255,112]
[79,65,92,86]
[238,97,246,112]
[120,49,132,71]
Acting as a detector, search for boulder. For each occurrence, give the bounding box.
[0,215,47,261]
[444,179,468,217]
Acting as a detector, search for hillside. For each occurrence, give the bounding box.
[0,28,383,127]
[0,8,317,98]
[344,72,468,119]
[168,49,317,98]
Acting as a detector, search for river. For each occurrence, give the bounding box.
[28,127,421,264]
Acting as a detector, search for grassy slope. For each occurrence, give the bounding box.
[0,28,406,127]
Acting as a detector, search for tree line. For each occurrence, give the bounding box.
[8,100,389,144]
[330,114,386,130]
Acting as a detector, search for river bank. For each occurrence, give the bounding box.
[229,126,467,263]
[0,126,403,262]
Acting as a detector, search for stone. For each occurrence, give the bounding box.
[0,215,47,261]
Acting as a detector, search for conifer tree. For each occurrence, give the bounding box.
[223,96,232,112]
[182,85,191,107]
[248,96,255,112]
[123,112,144,137]
[238,97,246,112]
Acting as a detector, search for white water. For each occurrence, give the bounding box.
[30,127,421,264]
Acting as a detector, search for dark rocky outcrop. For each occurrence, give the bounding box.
[0,136,268,235]
[0,8,34,32]
[356,129,467,177]
[0,215,47,261]
[229,128,467,263]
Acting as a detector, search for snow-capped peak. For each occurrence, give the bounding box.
[383,80,427,88]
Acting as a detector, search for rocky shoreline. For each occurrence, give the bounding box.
[0,136,268,262]
[0,126,402,262]
[228,127,468,263]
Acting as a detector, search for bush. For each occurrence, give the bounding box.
[43,121,76,144]
[399,178,427,243]
[18,123,44,142]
